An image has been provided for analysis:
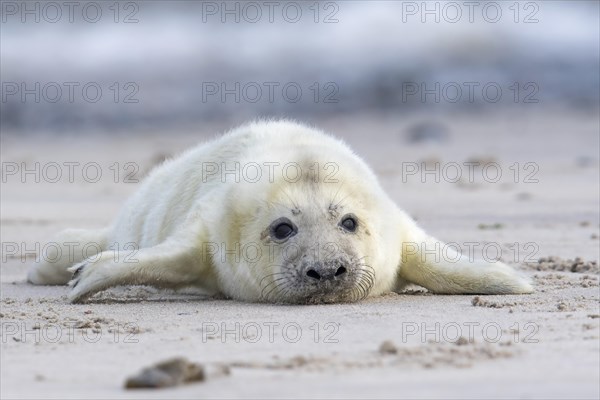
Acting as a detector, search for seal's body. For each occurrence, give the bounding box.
[28,120,533,303]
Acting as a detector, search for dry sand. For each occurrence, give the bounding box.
[1,110,599,399]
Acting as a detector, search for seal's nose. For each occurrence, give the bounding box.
[306,261,347,282]
[306,269,321,280]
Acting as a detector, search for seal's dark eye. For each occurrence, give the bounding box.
[270,218,297,240]
[275,223,294,239]
[340,215,357,232]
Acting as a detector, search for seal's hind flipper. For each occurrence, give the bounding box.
[27,228,109,285]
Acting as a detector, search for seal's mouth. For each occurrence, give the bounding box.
[300,291,359,305]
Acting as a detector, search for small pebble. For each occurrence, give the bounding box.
[379,340,398,354]
[125,358,205,389]
[125,358,230,390]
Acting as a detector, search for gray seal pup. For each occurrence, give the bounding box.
[27,120,533,303]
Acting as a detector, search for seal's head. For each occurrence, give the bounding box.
[257,181,378,303]
[221,154,386,304]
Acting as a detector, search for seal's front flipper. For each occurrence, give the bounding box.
[67,236,216,303]
[395,218,533,295]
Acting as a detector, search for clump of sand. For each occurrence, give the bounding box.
[471,296,519,309]
[527,256,598,273]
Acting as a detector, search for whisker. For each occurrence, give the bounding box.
[259,272,285,287]
[260,277,290,299]
[356,277,369,297]
[279,285,295,303]
[333,190,352,209]
[279,187,300,210]
[264,273,295,301]
[329,182,345,208]
[352,264,375,301]
[263,279,286,301]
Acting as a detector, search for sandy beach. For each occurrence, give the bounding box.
[1,110,598,399]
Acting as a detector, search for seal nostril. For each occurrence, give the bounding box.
[306,269,321,280]
[335,266,347,277]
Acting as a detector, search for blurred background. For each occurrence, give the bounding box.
[1,0,598,134]
[1,0,599,253]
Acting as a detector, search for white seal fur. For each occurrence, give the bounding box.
[27,120,533,303]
